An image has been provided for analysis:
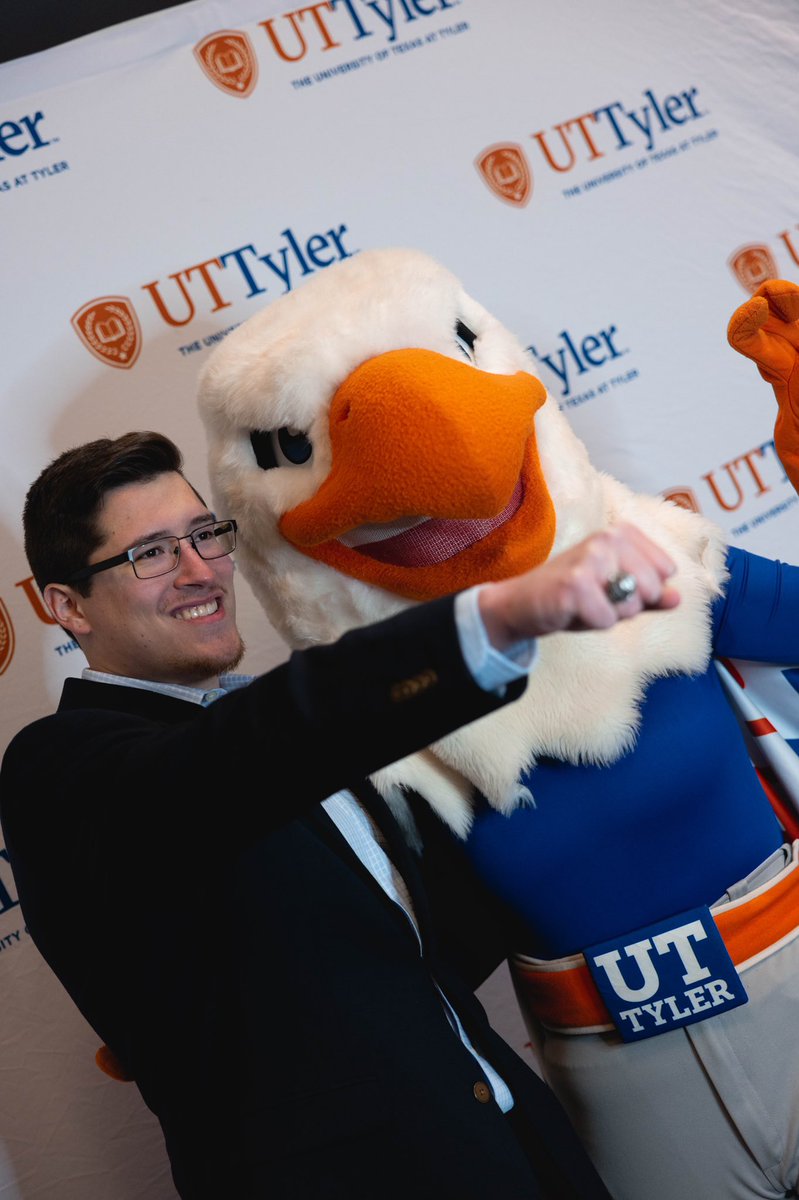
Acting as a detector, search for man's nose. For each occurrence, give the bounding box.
[173,539,216,585]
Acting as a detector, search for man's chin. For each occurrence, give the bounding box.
[177,635,246,686]
[220,636,246,676]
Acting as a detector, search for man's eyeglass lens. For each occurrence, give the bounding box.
[132,520,237,578]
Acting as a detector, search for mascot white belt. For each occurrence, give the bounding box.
[197,249,799,1200]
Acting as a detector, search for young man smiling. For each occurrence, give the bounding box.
[43,467,244,689]
[0,431,676,1200]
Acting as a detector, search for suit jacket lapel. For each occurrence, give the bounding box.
[303,795,425,943]
[348,781,436,946]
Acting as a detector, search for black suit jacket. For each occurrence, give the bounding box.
[1,597,609,1199]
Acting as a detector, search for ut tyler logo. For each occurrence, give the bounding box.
[475,144,532,208]
[477,84,707,210]
[194,31,258,97]
[662,488,700,513]
[0,599,14,675]
[728,244,779,295]
[71,298,142,369]
[587,908,747,1042]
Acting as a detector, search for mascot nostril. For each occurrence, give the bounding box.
[198,247,799,1200]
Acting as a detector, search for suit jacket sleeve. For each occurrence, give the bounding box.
[1,593,525,857]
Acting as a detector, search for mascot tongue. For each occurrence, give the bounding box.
[337,478,525,568]
[279,347,556,601]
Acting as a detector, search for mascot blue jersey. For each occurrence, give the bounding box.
[462,546,797,959]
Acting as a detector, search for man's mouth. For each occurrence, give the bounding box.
[174,599,220,621]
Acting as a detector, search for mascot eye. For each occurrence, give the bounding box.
[250,427,313,470]
[455,320,477,363]
[276,427,313,465]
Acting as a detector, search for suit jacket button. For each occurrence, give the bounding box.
[473,1081,492,1104]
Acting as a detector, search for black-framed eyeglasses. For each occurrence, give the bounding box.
[66,519,238,583]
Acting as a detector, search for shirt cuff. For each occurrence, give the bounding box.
[454,585,538,694]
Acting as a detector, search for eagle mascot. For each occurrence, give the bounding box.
[196,248,799,1200]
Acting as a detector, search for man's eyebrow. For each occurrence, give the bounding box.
[128,512,215,547]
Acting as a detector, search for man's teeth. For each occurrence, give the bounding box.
[175,600,219,621]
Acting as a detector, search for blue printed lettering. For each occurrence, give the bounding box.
[536,87,706,169]
[528,324,626,397]
[0,110,51,161]
[144,223,356,327]
[265,0,460,57]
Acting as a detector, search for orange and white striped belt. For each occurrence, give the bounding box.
[511,842,799,1034]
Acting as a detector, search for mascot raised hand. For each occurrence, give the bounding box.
[197,248,799,1200]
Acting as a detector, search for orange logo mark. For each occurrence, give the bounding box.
[728,244,778,294]
[0,599,15,676]
[662,488,700,513]
[475,144,532,207]
[194,31,258,97]
[15,576,56,626]
[71,297,142,369]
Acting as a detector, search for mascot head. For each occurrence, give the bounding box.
[197,247,605,649]
[197,246,726,834]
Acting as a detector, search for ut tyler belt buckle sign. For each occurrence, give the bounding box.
[585,906,748,1042]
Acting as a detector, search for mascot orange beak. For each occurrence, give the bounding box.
[279,347,556,601]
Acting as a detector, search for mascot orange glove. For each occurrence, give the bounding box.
[728,278,799,492]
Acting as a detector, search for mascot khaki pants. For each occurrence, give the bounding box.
[513,842,799,1200]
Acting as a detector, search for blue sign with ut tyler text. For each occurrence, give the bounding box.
[584,906,748,1042]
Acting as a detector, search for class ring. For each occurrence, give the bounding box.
[605,572,638,603]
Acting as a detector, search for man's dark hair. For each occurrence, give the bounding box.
[24,431,192,595]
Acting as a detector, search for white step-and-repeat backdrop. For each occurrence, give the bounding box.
[1,1,798,1195]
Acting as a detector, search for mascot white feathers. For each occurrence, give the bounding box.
[197,247,727,836]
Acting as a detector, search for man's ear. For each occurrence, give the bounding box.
[43,583,92,638]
